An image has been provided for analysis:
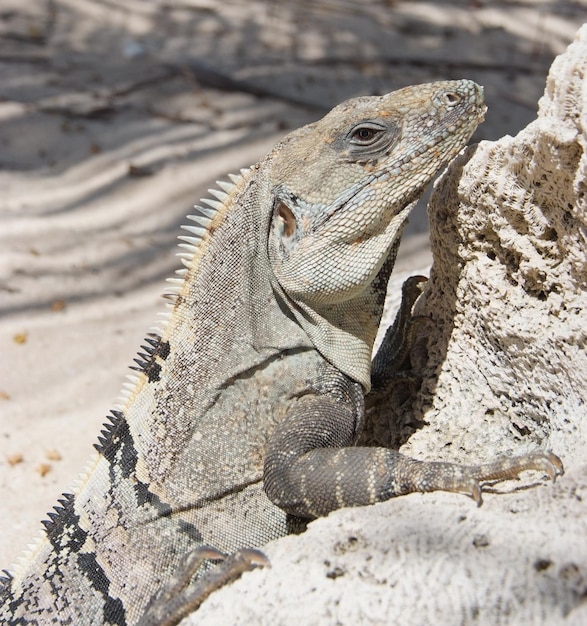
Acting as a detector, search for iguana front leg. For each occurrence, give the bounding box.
[263,369,563,518]
[369,274,429,400]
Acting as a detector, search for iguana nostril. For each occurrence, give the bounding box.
[443,91,461,106]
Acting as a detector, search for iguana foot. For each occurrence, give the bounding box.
[468,450,564,504]
[404,451,564,507]
[139,546,269,626]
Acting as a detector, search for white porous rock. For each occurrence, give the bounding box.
[184,26,587,626]
[403,24,587,468]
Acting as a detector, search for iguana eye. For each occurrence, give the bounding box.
[353,128,376,142]
[349,124,383,145]
[340,120,399,162]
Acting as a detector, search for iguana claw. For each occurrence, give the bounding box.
[540,452,565,482]
[139,546,270,626]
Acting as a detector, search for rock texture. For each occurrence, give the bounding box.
[402,24,587,470]
[186,25,587,626]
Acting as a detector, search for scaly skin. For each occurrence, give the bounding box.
[0,80,562,626]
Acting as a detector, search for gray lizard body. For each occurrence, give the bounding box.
[0,80,562,625]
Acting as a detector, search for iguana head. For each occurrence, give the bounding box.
[268,79,485,306]
[266,80,485,388]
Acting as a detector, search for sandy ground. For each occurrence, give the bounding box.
[0,0,584,584]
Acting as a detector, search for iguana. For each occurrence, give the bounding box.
[0,80,563,626]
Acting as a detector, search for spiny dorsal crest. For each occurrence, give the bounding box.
[120,168,252,392]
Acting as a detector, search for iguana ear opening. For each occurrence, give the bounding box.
[275,202,296,238]
[268,191,319,265]
[269,197,301,263]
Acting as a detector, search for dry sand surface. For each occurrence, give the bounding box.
[0,0,585,618]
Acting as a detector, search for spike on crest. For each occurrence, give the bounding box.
[94,410,126,453]
[178,235,200,246]
[201,198,223,211]
[95,436,108,452]
[166,277,184,286]
[185,214,211,228]
[191,205,216,219]
[58,494,75,507]
[207,187,228,202]
[181,224,207,238]
[216,179,235,194]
